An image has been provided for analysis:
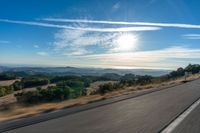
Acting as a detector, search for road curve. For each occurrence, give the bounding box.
[2,79,200,133]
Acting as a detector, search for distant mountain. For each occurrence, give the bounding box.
[0,66,9,72]
[0,66,171,76]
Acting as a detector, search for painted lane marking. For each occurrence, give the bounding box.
[161,98,200,133]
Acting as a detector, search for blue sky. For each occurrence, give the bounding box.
[0,0,200,69]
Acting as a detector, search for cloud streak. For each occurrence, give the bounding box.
[54,29,140,55]
[37,52,48,56]
[53,29,119,55]
[34,45,39,48]
[78,46,200,69]
[183,34,200,39]
[3,46,200,70]
[84,46,200,59]
[0,40,10,44]
[0,19,160,32]
[112,2,120,10]
[43,18,200,29]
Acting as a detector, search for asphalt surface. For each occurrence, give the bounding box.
[172,99,200,133]
[3,79,200,133]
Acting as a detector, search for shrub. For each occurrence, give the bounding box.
[22,78,49,88]
[0,73,16,80]
[12,81,23,91]
[120,74,136,86]
[0,86,13,97]
[136,75,153,85]
[15,85,71,104]
[0,87,6,97]
[185,64,200,74]
[98,82,122,95]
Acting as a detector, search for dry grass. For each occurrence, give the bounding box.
[0,79,19,86]
[0,74,199,122]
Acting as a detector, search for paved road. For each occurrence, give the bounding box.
[3,79,200,133]
[172,99,200,133]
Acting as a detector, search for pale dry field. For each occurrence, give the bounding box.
[0,74,199,122]
[0,79,19,86]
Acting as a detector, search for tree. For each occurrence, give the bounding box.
[22,78,49,88]
[0,73,16,80]
[12,81,23,91]
[136,75,153,85]
[99,83,113,94]
[0,86,13,97]
[177,67,185,76]
[120,74,136,86]
[185,64,200,74]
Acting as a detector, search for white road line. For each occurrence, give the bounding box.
[161,98,200,133]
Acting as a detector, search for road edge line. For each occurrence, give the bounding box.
[160,97,200,133]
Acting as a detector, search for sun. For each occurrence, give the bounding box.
[115,33,138,52]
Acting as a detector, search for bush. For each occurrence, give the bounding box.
[15,85,71,104]
[56,80,87,97]
[98,73,121,81]
[185,64,200,74]
[22,78,49,88]
[136,75,153,85]
[0,73,16,80]
[11,78,49,91]
[81,78,92,87]
[0,87,6,97]
[0,86,13,97]
[98,82,122,95]
[12,81,23,91]
[120,74,153,86]
[50,76,80,83]
[120,74,136,86]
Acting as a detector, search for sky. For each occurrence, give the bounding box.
[0,0,200,70]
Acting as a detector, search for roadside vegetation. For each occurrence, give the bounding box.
[0,64,199,103]
[0,73,16,80]
[0,64,200,121]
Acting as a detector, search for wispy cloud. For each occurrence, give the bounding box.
[2,18,200,69]
[63,48,90,56]
[43,18,200,29]
[85,46,200,59]
[37,52,48,56]
[183,34,200,39]
[54,29,141,55]
[112,2,120,10]
[54,29,119,55]
[0,19,160,32]
[3,46,200,69]
[78,46,200,69]
[33,45,39,48]
[0,40,10,44]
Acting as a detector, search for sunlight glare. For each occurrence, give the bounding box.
[115,33,138,52]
